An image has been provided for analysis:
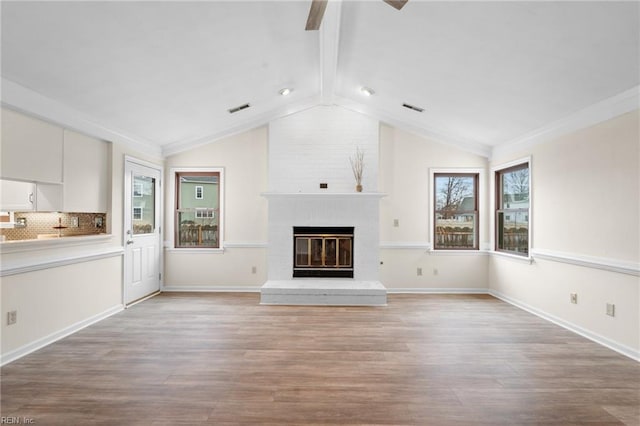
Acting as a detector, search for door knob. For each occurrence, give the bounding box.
[126,240,134,245]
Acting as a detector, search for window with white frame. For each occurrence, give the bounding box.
[133,207,143,220]
[495,161,530,256]
[133,183,143,197]
[434,173,479,249]
[174,170,222,248]
[195,210,214,219]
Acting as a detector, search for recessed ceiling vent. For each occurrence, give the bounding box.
[228,103,251,114]
[402,103,424,113]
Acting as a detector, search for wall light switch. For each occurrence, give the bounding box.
[393,219,399,227]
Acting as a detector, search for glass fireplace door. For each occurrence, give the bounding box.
[293,228,354,278]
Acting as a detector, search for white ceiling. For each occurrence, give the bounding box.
[2,1,639,157]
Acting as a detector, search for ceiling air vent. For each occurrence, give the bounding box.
[402,103,424,113]
[228,103,251,114]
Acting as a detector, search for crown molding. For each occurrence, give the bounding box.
[1,78,162,158]
[491,86,640,160]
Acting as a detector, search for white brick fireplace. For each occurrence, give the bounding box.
[260,105,387,305]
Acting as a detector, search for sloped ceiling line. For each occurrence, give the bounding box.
[1,78,163,159]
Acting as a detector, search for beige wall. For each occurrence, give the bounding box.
[163,127,268,288]
[490,110,640,355]
[1,256,122,359]
[379,124,490,289]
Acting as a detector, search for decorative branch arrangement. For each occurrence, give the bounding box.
[349,147,365,191]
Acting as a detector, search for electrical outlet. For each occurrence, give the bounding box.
[606,303,615,317]
[71,216,79,227]
[570,293,578,304]
[7,310,17,326]
[251,266,257,274]
[433,268,438,276]
[417,267,423,276]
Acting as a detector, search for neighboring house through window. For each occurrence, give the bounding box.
[133,183,143,197]
[174,169,223,248]
[495,161,530,256]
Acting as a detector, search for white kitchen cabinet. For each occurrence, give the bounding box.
[0,180,35,211]
[0,180,63,212]
[1,108,64,184]
[63,129,109,212]
[36,183,64,212]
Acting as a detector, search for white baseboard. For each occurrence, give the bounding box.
[387,287,489,294]
[489,289,639,362]
[0,304,124,366]
[162,286,261,293]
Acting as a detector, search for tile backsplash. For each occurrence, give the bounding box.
[0,212,107,241]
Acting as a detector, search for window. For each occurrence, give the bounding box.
[174,170,222,248]
[133,207,143,220]
[495,162,529,255]
[133,183,143,197]
[195,210,214,219]
[434,173,479,249]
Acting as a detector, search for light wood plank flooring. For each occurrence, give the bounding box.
[2,293,639,425]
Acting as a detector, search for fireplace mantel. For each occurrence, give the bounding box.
[261,192,386,200]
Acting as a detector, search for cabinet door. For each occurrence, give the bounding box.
[0,180,35,211]
[36,183,64,212]
[63,130,108,212]
[1,108,64,183]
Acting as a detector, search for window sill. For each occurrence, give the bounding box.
[489,250,533,264]
[428,249,488,256]
[164,247,225,254]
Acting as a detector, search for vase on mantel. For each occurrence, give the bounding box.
[356,184,363,193]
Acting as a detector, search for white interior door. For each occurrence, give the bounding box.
[124,158,162,305]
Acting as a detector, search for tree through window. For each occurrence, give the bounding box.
[434,173,479,249]
[495,162,530,255]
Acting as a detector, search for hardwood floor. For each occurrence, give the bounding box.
[2,293,639,425]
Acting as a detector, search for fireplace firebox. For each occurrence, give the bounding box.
[293,226,354,278]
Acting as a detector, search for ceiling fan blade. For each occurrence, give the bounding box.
[305,0,328,31]
[383,0,408,10]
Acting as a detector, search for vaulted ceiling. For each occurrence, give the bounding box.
[2,1,639,158]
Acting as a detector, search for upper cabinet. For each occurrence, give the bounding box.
[63,130,109,212]
[1,108,64,184]
[0,108,110,213]
[0,180,36,211]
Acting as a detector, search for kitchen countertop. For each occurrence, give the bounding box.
[0,233,112,250]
